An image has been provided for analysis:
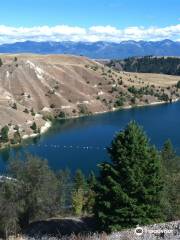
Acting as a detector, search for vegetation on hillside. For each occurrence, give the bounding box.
[0,125,22,148]
[108,56,180,76]
[0,126,9,143]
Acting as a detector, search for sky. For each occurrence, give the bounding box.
[0,0,180,43]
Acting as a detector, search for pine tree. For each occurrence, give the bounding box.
[72,169,87,216]
[74,169,86,191]
[161,140,180,221]
[162,139,175,161]
[161,139,176,170]
[72,189,84,216]
[85,171,96,214]
[94,121,164,232]
[0,126,9,143]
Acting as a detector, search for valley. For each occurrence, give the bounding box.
[0,54,180,148]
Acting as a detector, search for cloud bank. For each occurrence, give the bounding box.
[0,24,180,44]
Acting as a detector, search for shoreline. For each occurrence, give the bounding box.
[0,98,179,151]
[22,121,52,140]
[64,98,179,120]
[0,121,52,151]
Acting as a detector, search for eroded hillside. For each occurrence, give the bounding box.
[0,54,180,144]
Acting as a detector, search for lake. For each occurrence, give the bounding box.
[1,102,180,175]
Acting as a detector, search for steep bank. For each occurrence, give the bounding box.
[0,54,180,146]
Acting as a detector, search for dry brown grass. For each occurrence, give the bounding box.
[0,54,179,138]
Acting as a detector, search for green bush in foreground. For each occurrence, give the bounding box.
[94,121,164,232]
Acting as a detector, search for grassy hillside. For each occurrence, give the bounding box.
[0,54,180,145]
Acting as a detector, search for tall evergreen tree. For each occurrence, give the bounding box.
[74,169,87,191]
[161,139,177,170]
[72,169,87,216]
[56,169,72,211]
[94,121,164,231]
[161,140,175,162]
[161,140,180,221]
[85,171,96,214]
[0,126,9,143]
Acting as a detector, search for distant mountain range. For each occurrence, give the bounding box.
[0,39,180,59]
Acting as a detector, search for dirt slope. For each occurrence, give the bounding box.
[0,54,180,140]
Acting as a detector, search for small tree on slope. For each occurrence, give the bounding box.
[94,121,164,232]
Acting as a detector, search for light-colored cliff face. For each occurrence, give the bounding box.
[0,54,180,139]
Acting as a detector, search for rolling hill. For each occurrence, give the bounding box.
[0,54,180,144]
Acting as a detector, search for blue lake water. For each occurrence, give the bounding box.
[1,102,180,175]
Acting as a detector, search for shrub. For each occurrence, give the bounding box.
[11,131,21,145]
[78,104,88,115]
[23,108,29,114]
[159,93,169,102]
[50,103,56,108]
[0,126,9,143]
[176,81,180,88]
[58,111,66,118]
[114,97,125,107]
[0,58,3,67]
[30,122,37,132]
[12,103,17,110]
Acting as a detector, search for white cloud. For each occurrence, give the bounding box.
[0,24,180,44]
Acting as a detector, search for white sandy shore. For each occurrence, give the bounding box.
[40,121,52,134]
[22,121,52,140]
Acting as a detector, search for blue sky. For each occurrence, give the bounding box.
[0,0,180,43]
[1,0,180,27]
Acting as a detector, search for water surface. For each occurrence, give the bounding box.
[1,102,180,174]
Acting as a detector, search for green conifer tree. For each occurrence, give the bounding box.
[85,171,96,214]
[161,139,176,170]
[74,169,86,191]
[161,140,180,221]
[72,169,87,216]
[1,126,9,143]
[94,121,164,231]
